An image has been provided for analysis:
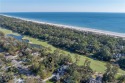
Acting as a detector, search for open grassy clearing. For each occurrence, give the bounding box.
[46,81,53,83]
[0,27,20,35]
[0,27,125,74]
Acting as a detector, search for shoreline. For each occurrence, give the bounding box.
[1,14,125,38]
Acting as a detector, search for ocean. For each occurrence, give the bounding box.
[2,12,125,33]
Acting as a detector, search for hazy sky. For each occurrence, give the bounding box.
[0,0,125,12]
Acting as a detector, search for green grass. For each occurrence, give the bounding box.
[0,27,125,74]
[46,81,53,83]
[0,27,20,36]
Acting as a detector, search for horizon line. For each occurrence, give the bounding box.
[1,11,125,14]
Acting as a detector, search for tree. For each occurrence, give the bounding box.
[0,73,13,83]
[63,63,81,83]
[31,62,39,73]
[0,31,5,37]
[93,47,112,61]
[118,75,125,83]
[102,63,118,82]
[75,54,80,64]
[80,59,93,83]
[118,58,125,69]
[37,65,47,79]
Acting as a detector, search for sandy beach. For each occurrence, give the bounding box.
[1,14,125,38]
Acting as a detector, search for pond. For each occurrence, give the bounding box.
[7,34,25,41]
[7,34,42,48]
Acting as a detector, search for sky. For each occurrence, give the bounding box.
[0,0,125,12]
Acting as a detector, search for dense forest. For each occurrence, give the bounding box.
[0,15,125,70]
[0,30,125,83]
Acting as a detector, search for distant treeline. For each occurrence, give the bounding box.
[0,15,125,69]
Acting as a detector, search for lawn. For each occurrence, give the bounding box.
[0,27,125,74]
[0,27,20,36]
[46,81,53,83]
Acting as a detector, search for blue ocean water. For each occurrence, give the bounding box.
[2,12,125,33]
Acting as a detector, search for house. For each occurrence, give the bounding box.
[96,76,102,83]
[5,54,18,60]
[18,52,23,56]
[55,73,60,80]
[14,77,24,83]
[5,53,10,56]
[54,65,68,81]
[21,48,32,52]
[11,60,22,68]
[25,48,32,53]
[31,52,40,56]
[113,53,122,59]
[15,51,20,55]
[113,53,125,60]
[88,77,102,83]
